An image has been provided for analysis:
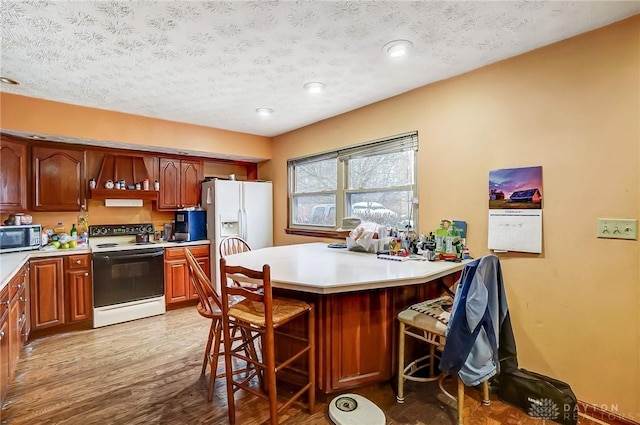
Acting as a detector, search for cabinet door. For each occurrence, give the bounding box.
[32,146,85,211]
[8,296,21,377]
[158,158,180,209]
[328,289,393,390]
[30,258,65,330]
[0,138,28,212]
[180,160,202,208]
[0,316,8,404]
[19,267,30,344]
[164,260,190,304]
[66,269,93,323]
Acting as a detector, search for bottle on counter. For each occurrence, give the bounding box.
[445,221,459,254]
[143,178,150,191]
[154,180,160,191]
[70,224,78,237]
[434,221,447,253]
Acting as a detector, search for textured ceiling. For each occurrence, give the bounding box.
[1,1,639,138]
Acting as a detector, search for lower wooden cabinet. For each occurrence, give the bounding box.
[1,263,29,406]
[164,244,210,306]
[30,257,65,330]
[30,254,93,332]
[65,255,93,323]
[0,286,10,404]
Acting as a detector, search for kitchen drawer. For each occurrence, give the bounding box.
[165,244,209,260]
[66,254,91,270]
[8,267,27,300]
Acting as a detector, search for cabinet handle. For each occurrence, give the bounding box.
[0,330,3,339]
[2,300,9,307]
[76,260,82,264]
[84,272,89,276]
[20,296,27,303]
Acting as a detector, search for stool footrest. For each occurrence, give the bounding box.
[402,354,442,383]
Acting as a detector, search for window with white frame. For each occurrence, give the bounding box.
[288,132,418,236]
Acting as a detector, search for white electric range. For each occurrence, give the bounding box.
[88,223,165,328]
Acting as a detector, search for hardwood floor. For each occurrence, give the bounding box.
[2,307,602,425]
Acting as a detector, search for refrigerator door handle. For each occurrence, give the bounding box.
[238,182,246,240]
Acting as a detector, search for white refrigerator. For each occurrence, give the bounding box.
[201,179,273,291]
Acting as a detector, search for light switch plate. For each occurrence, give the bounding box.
[597,218,637,240]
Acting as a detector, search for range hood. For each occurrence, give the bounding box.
[89,154,158,204]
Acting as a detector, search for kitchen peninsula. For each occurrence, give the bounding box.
[223,242,465,394]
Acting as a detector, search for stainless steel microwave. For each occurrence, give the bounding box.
[0,224,42,254]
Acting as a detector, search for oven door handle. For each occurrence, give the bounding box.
[93,250,164,260]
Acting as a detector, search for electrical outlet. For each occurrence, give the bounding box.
[597,218,637,240]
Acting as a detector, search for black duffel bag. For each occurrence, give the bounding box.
[498,368,578,425]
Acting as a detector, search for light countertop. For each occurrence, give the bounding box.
[223,242,465,295]
[0,240,211,291]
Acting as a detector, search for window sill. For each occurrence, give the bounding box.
[285,228,345,239]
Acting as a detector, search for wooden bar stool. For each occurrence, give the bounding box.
[219,257,315,425]
[184,248,259,402]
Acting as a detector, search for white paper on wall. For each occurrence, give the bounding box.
[488,209,542,253]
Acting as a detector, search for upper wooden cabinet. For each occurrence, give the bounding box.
[0,137,28,213]
[32,146,86,211]
[158,158,202,210]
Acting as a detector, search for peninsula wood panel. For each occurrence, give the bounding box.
[274,276,459,394]
[328,289,393,390]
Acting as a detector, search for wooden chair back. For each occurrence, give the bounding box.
[219,236,252,257]
[219,257,273,327]
[185,247,222,314]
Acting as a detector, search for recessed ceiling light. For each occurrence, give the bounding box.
[303,82,326,94]
[0,76,19,85]
[383,40,413,58]
[256,108,274,116]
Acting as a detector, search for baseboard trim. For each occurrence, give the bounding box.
[579,401,640,425]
